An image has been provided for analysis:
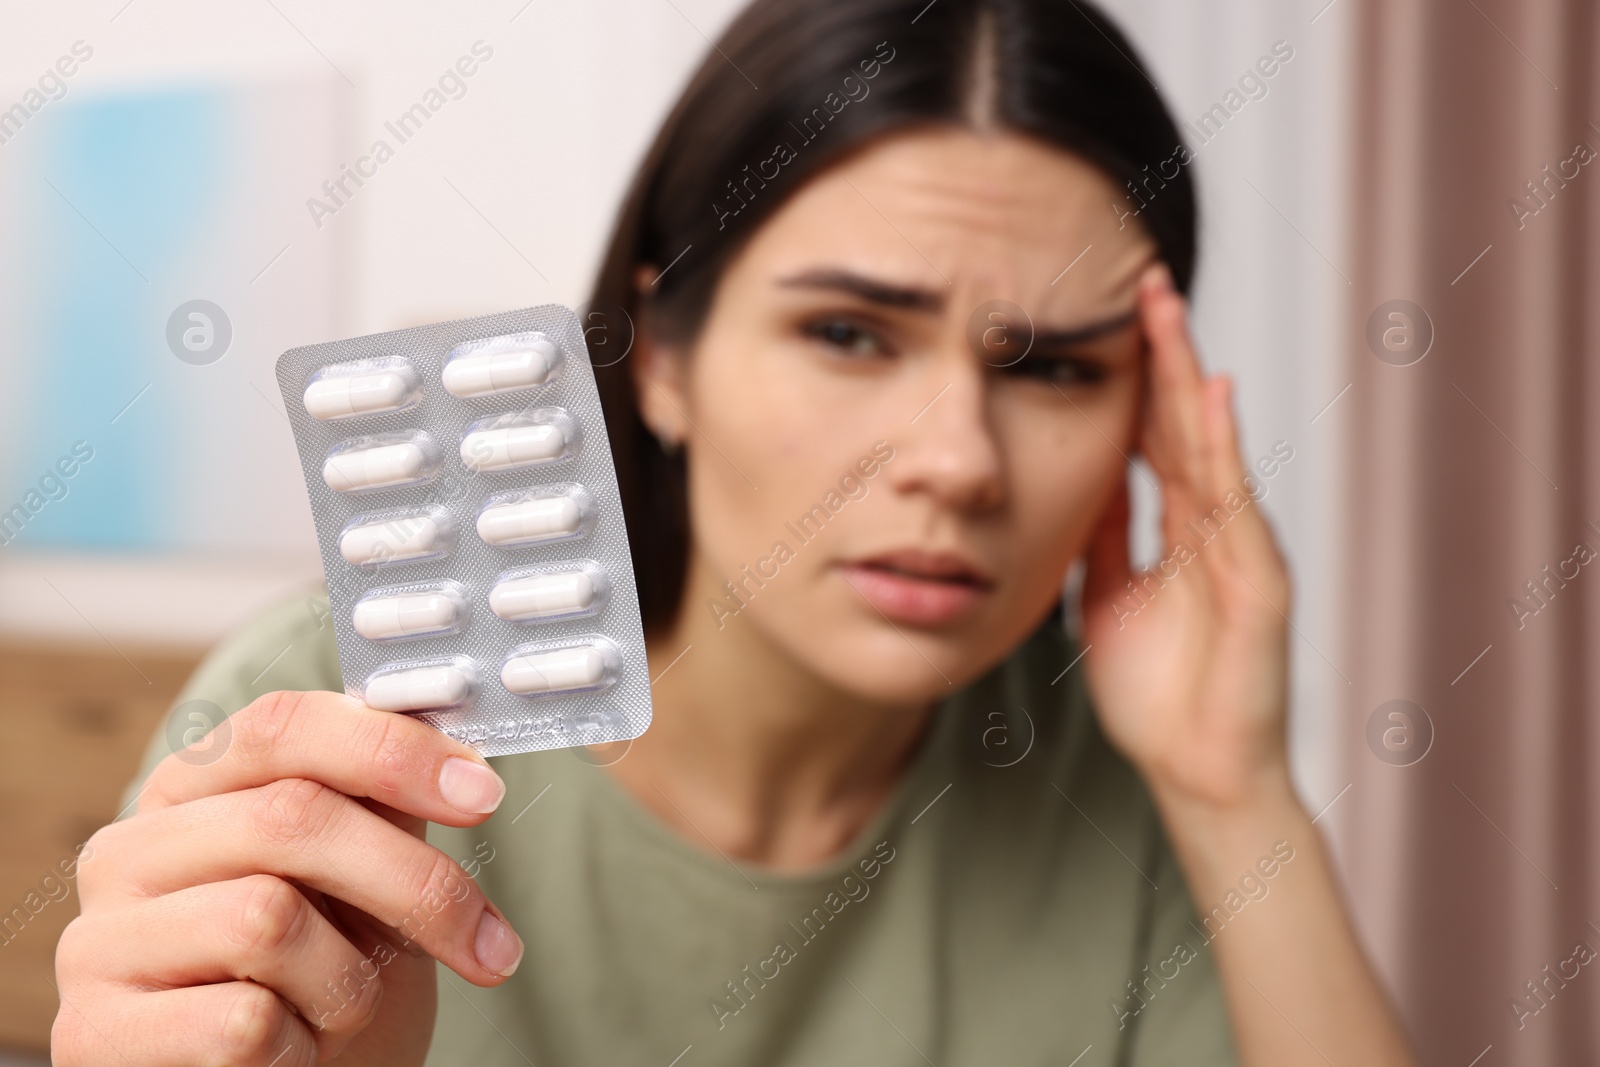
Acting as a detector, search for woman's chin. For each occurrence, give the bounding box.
[786,621,994,709]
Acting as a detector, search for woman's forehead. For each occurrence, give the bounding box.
[730,127,1157,319]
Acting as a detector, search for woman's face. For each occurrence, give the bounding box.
[638,126,1157,706]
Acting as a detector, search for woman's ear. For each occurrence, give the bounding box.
[630,263,689,453]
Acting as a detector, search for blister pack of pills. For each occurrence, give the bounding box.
[275,305,652,757]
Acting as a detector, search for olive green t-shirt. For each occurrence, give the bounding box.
[124,593,1237,1066]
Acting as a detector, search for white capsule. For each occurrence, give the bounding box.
[477,494,584,546]
[323,442,429,493]
[363,665,471,712]
[303,371,412,420]
[442,341,555,397]
[490,570,595,622]
[339,515,445,566]
[459,423,568,472]
[501,644,608,695]
[353,592,461,640]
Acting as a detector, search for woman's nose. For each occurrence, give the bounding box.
[889,357,1005,513]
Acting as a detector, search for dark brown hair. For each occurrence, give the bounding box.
[587,0,1198,632]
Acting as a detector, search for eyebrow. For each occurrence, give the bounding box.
[775,267,1140,345]
[1034,307,1139,347]
[776,267,944,310]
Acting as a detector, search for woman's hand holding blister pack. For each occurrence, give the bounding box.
[52,690,521,1066]
[54,306,649,1065]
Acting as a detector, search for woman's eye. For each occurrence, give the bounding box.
[1002,354,1107,386]
[804,318,886,358]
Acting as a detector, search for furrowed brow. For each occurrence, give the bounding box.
[776,268,945,312]
[1033,307,1139,346]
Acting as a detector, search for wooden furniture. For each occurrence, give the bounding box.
[0,641,199,1051]
[0,553,321,1054]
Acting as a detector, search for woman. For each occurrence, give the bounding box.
[53,0,1417,1064]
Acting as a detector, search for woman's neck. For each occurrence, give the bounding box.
[599,555,936,872]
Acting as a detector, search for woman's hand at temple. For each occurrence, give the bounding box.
[1081,261,1292,812]
[52,691,522,1066]
[1079,262,1418,1067]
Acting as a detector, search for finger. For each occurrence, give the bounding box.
[1182,375,1247,573]
[1200,375,1291,609]
[360,795,428,837]
[61,875,383,1057]
[88,779,524,985]
[1136,264,1211,505]
[51,982,317,1067]
[142,690,506,825]
[1202,376,1241,492]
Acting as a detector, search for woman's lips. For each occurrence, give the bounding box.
[837,555,993,627]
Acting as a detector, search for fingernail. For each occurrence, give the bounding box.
[475,911,524,976]
[439,757,505,814]
[1144,262,1173,292]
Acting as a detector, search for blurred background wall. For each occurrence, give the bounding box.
[2,0,1588,1063]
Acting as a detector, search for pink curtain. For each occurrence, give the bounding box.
[1341,0,1600,1062]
